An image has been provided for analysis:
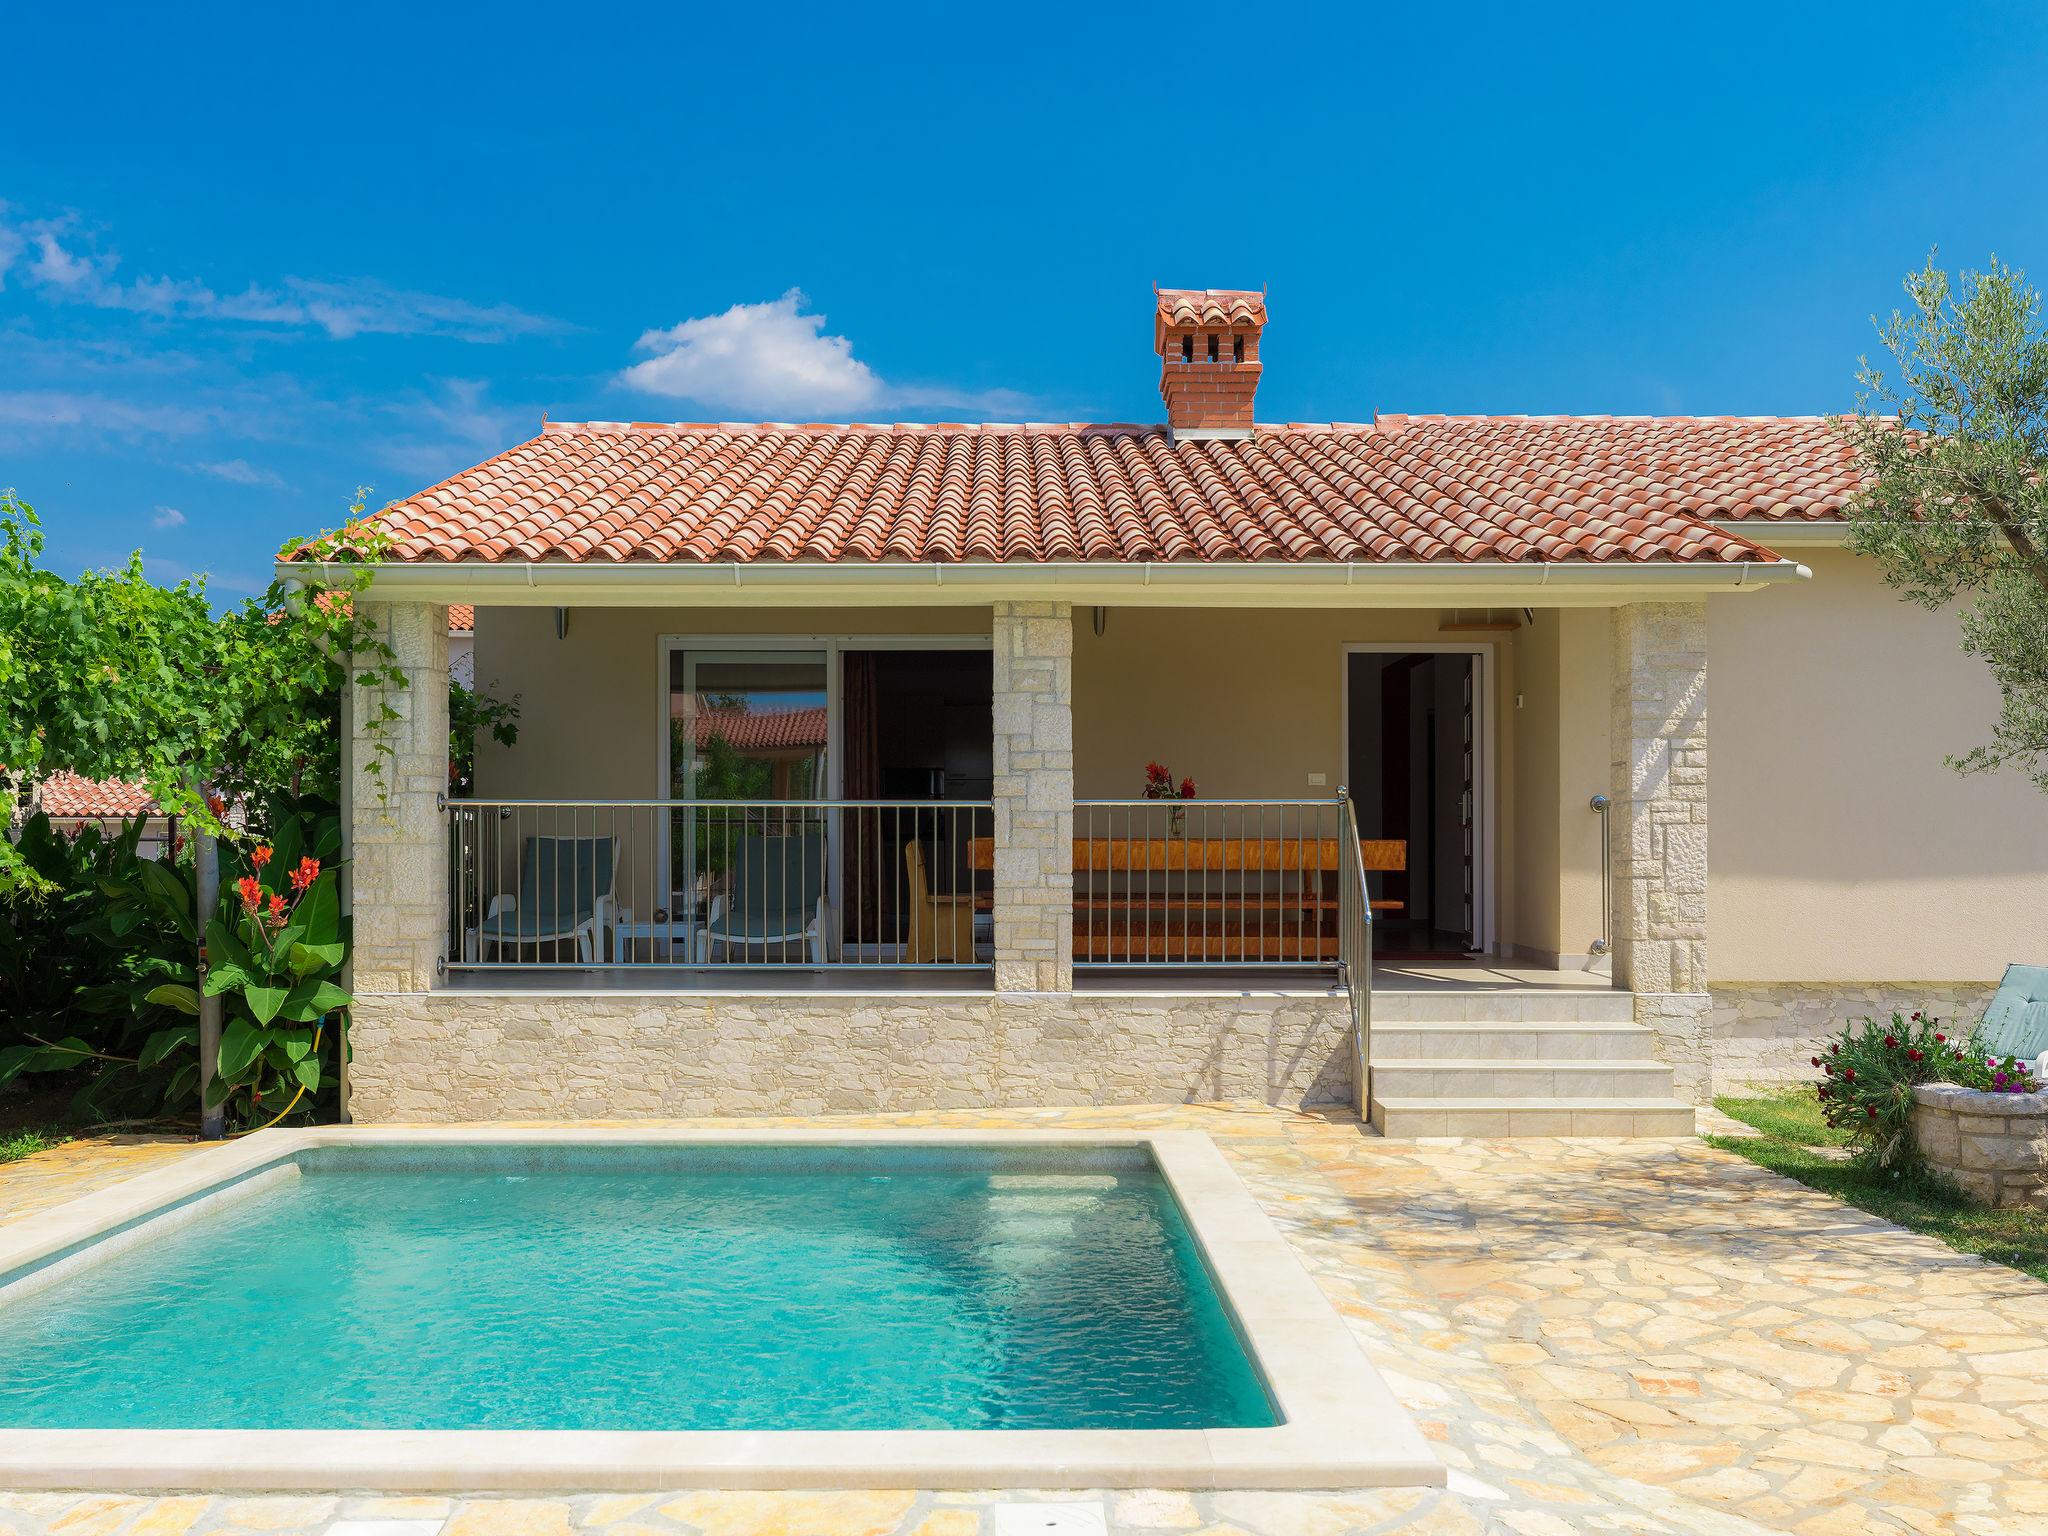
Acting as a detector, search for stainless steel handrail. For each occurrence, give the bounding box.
[1336,788,1375,1117]
[443,796,994,972]
[1589,793,1612,957]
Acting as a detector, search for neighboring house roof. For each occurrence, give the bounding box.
[341,414,1847,569]
[34,771,156,819]
[687,705,828,753]
[449,603,475,633]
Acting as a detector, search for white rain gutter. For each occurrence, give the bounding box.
[277,557,1813,609]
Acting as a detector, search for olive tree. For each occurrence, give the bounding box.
[1838,257,2048,789]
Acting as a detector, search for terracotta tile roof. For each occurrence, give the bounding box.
[688,705,828,753]
[1372,414,1861,524]
[342,414,1855,568]
[448,604,475,632]
[35,771,156,819]
[1156,288,1268,329]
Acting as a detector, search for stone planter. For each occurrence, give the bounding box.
[1910,1083,2048,1209]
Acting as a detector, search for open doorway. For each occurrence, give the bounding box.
[1345,648,1481,956]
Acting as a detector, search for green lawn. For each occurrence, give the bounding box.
[1709,1088,2048,1284]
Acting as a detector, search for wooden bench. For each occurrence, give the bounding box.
[966,836,1406,961]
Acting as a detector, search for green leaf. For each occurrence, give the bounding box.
[137,1025,196,1070]
[277,978,352,1023]
[205,917,256,978]
[202,960,254,996]
[144,983,202,1016]
[0,1045,35,1087]
[294,870,342,950]
[217,1017,265,1080]
[243,981,289,1026]
[291,1053,321,1092]
[265,820,305,888]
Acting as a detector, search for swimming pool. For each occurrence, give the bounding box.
[0,1128,1441,1490]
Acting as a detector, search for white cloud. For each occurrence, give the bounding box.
[375,378,534,482]
[151,505,186,528]
[0,209,561,343]
[622,289,881,416]
[620,289,1035,419]
[0,211,21,288]
[193,458,286,488]
[0,390,216,438]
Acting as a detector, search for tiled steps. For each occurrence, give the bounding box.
[1367,988,1697,1138]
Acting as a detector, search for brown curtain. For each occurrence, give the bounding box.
[841,652,890,945]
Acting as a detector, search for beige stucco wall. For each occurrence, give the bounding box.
[472,605,988,802]
[1708,546,2048,985]
[464,566,2047,991]
[1069,606,1525,948]
[474,603,1533,947]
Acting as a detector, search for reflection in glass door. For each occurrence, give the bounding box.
[666,651,830,946]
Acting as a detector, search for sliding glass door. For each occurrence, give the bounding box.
[667,650,829,935]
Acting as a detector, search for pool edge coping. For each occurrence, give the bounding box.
[0,1126,1445,1494]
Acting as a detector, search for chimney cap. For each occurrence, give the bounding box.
[1154,287,1268,342]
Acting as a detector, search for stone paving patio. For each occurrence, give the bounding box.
[2,1105,2045,1535]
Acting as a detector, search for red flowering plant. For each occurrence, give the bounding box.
[1814,1010,2039,1168]
[197,814,352,1127]
[1142,760,1197,834]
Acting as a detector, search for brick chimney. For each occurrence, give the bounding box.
[1155,287,1266,441]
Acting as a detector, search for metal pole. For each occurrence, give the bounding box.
[1588,794,1612,956]
[194,812,225,1141]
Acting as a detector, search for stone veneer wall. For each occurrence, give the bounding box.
[1611,602,1712,1103]
[344,991,1351,1121]
[991,600,1074,994]
[1711,982,2000,1093]
[1910,1083,2048,1209]
[347,601,449,996]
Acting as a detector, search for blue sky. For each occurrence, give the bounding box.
[7,2,2048,595]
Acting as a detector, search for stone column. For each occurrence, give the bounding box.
[1611,602,1711,1102]
[992,600,1074,993]
[348,600,450,996]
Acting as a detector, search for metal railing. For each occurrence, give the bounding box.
[1336,789,1376,1116]
[1071,798,1353,968]
[443,797,993,971]
[1588,793,1612,957]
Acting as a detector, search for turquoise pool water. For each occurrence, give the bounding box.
[0,1145,1275,1432]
